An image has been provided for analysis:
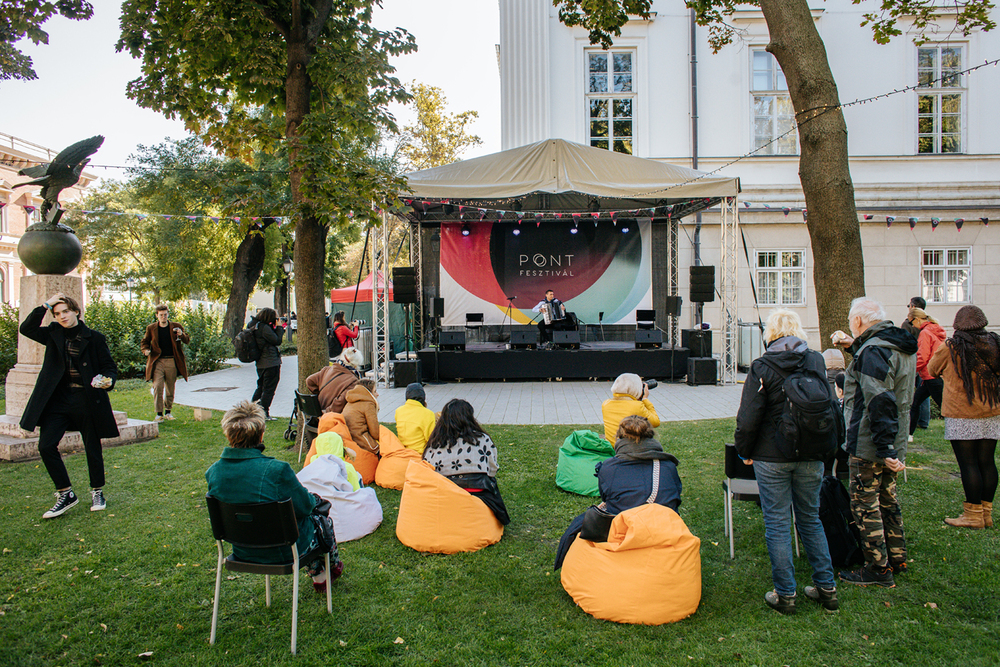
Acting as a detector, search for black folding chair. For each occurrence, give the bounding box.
[206,496,331,655]
[294,390,323,464]
[722,443,798,560]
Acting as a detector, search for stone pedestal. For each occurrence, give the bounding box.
[1,275,158,462]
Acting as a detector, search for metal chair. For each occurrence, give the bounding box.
[722,443,798,560]
[294,390,323,464]
[206,496,331,654]
[636,309,656,331]
[465,313,485,343]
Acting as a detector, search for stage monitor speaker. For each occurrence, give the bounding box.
[664,296,682,317]
[393,359,422,388]
[689,265,716,303]
[687,357,718,386]
[429,297,444,319]
[553,330,581,350]
[635,329,663,349]
[439,330,466,351]
[510,330,538,349]
[682,329,713,357]
[392,266,418,304]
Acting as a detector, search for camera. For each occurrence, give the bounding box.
[644,379,658,391]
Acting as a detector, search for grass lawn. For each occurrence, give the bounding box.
[1,382,998,666]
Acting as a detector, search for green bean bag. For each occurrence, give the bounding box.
[556,430,615,497]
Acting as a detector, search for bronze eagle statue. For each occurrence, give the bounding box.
[14,135,104,231]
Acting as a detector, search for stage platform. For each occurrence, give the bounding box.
[417,342,691,381]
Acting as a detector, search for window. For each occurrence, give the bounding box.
[922,248,970,303]
[756,250,805,306]
[917,46,964,153]
[587,51,634,154]
[751,50,796,155]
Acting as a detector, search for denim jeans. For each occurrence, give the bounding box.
[753,460,835,596]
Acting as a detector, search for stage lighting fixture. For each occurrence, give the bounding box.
[570,224,578,235]
[512,227,520,236]
[621,225,630,233]
[461,223,471,236]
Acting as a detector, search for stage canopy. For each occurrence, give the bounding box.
[329,271,393,303]
[399,138,740,220]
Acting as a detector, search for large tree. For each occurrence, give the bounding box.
[554,0,994,345]
[0,0,93,80]
[117,0,414,387]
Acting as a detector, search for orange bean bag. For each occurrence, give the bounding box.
[309,413,382,485]
[560,503,701,625]
[374,431,423,490]
[396,460,504,554]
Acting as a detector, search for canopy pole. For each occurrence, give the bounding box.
[720,196,739,384]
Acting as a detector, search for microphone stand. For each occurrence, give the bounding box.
[500,296,516,346]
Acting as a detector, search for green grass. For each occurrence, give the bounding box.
[1,386,998,666]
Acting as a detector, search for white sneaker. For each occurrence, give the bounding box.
[91,488,106,511]
[155,415,165,423]
[907,435,914,443]
[164,413,175,421]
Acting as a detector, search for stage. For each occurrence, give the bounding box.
[417,342,692,381]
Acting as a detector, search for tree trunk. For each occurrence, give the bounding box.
[223,218,274,340]
[759,0,866,347]
[274,276,288,316]
[285,26,328,390]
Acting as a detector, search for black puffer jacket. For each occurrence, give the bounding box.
[734,336,841,462]
[253,321,284,369]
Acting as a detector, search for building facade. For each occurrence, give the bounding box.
[499,0,999,349]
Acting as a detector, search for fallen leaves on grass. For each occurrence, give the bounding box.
[394,637,405,644]
[138,651,153,660]
[925,602,938,609]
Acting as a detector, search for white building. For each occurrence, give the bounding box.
[499,0,999,349]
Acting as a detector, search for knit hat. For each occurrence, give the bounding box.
[822,348,845,370]
[405,382,426,404]
[954,305,988,331]
[611,373,644,400]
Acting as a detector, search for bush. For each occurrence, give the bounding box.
[0,302,18,383]
[82,301,232,379]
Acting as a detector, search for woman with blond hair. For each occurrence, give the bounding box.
[734,309,844,614]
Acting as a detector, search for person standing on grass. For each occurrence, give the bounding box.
[19,293,118,518]
[833,297,916,588]
[902,297,932,431]
[141,304,190,423]
[734,309,842,614]
[250,307,284,421]
[928,305,1000,530]
[907,307,946,442]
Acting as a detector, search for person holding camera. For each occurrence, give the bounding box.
[331,311,360,351]
[141,304,190,422]
[601,373,660,442]
[250,307,284,421]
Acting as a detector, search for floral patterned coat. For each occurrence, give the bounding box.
[422,434,498,477]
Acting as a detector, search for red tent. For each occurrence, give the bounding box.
[329,271,393,303]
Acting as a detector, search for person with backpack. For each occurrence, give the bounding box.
[735,309,844,614]
[833,297,916,588]
[249,308,284,421]
[330,311,359,355]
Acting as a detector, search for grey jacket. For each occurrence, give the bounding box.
[843,320,917,461]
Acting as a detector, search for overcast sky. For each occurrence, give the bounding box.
[2,0,501,180]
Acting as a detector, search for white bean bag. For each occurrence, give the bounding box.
[296,455,383,542]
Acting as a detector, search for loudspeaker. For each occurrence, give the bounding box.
[690,265,716,303]
[553,330,581,349]
[429,297,444,319]
[664,296,682,316]
[635,329,663,349]
[510,330,538,349]
[393,359,422,388]
[682,329,713,357]
[440,330,466,351]
[392,266,418,304]
[687,357,718,386]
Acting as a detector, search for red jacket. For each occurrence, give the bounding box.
[334,323,359,349]
[916,321,946,380]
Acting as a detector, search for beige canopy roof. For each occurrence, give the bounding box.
[402,139,739,219]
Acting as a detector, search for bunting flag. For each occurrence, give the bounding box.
[743,201,751,208]
[886,216,895,223]
[886,218,892,228]
[931,217,940,231]
[955,218,964,231]
[864,214,874,220]
[909,218,917,230]
[981,218,989,226]
[0,202,5,208]
[802,209,807,221]
[23,205,36,213]
[782,207,790,217]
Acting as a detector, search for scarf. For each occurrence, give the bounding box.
[613,436,679,464]
[948,329,1000,408]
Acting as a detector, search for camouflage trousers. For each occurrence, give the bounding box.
[848,456,907,568]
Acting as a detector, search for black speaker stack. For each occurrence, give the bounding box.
[682,329,713,357]
[635,329,663,349]
[689,265,716,303]
[439,331,466,351]
[664,295,682,316]
[687,357,717,385]
[392,267,418,304]
[553,330,581,349]
[510,330,538,349]
[393,359,422,388]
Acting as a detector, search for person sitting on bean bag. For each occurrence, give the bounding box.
[394,382,436,455]
[421,399,510,525]
[343,379,381,455]
[555,415,680,569]
[601,373,660,442]
[306,348,363,414]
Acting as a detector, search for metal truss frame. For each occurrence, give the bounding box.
[372,211,390,387]
[719,196,739,384]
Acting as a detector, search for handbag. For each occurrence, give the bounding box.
[578,459,661,543]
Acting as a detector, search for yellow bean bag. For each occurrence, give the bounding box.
[396,460,504,554]
[374,431,423,490]
[560,503,701,625]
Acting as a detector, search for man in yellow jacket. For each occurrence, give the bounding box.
[394,383,436,454]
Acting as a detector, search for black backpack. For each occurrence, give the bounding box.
[327,324,345,358]
[818,475,864,568]
[759,357,843,461]
[234,324,262,363]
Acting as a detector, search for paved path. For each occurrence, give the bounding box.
[173,356,744,425]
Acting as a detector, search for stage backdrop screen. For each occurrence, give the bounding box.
[440,219,652,327]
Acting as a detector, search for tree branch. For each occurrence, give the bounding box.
[248,0,290,40]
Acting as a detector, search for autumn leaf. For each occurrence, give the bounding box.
[394,637,405,644]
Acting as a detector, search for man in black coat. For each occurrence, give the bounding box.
[20,293,119,519]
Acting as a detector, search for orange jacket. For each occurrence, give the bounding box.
[916,321,946,380]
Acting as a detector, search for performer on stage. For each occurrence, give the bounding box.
[532,289,573,346]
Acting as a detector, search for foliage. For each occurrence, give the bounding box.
[553,0,653,49]
[81,301,231,379]
[399,82,482,171]
[0,302,18,383]
[0,396,997,666]
[0,0,94,80]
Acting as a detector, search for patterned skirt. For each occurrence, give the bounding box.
[944,415,1000,440]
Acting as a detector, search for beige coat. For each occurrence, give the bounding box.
[342,385,380,454]
[928,342,1000,419]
